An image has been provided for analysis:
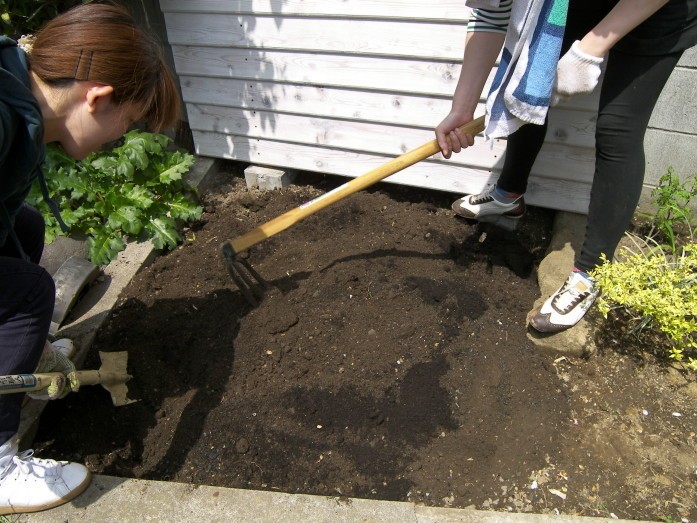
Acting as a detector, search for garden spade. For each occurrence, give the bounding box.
[0,351,135,406]
[222,115,487,305]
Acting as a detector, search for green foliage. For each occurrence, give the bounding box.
[597,169,697,370]
[29,131,202,266]
[648,168,697,253]
[0,0,90,39]
[591,244,697,370]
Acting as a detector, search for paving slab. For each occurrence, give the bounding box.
[17,475,651,523]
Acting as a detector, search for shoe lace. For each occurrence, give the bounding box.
[469,186,496,205]
[11,450,62,478]
[552,278,593,314]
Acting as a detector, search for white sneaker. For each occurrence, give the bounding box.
[452,185,526,220]
[0,436,91,515]
[529,271,598,333]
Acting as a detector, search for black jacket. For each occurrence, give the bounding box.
[0,36,65,259]
[0,36,45,255]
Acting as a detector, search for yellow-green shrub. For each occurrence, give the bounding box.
[591,244,697,369]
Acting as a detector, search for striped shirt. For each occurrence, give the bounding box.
[468,0,512,33]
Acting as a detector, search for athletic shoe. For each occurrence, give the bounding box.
[452,185,526,220]
[0,436,91,515]
[529,271,598,333]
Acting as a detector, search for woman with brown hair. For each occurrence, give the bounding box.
[0,2,180,514]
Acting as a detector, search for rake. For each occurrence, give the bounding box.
[221,115,486,305]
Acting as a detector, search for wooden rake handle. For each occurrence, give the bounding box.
[224,115,486,255]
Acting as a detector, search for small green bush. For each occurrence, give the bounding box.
[591,246,697,369]
[592,170,697,370]
[647,168,696,253]
[29,131,202,265]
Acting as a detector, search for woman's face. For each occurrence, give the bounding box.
[58,84,140,160]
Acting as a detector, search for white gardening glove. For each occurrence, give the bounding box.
[551,40,604,106]
[28,342,77,400]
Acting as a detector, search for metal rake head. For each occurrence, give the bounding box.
[221,242,273,306]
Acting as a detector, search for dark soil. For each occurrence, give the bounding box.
[35,162,697,521]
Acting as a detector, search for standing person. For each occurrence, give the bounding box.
[436,0,697,333]
[0,2,181,514]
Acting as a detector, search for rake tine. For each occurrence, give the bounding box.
[226,262,261,306]
[221,242,272,306]
[236,257,273,290]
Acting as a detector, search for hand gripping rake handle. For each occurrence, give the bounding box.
[221,115,485,256]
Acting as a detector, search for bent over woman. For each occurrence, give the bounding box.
[0,3,180,514]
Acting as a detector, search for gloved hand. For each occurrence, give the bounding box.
[28,342,77,400]
[551,40,604,106]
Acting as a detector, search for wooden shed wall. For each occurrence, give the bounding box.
[158,0,695,215]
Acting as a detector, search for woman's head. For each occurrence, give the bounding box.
[28,2,181,158]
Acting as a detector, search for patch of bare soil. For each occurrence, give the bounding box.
[35,162,696,521]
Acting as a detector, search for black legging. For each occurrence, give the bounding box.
[496,4,684,272]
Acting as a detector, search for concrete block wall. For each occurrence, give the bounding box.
[641,46,697,213]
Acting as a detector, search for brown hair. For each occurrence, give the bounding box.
[28,2,181,132]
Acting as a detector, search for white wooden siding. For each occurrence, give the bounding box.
[159,1,696,215]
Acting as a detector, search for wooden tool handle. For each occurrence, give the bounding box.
[226,115,486,254]
[0,373,63,394]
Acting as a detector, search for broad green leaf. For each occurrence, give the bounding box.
[116,158,136,179]
[107,206,144,235]
[145,216,181,250]
[167,194,203,222]
[120,185,154,209]
[88,232,126,266]
[158,152,195,184]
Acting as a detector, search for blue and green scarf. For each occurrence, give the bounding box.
[474,0,569,138]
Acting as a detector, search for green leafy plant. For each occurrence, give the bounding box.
[0,0,91,39]
[591,241,697,370]
[597,169,697,370]
[29,131,202,265]
[647,168,697,253]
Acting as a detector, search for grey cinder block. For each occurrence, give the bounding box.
[244,165,297,190]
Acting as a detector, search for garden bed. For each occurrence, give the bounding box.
[35,163,696,521]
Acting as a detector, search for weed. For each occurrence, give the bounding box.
[646,168,696,253]
[29,131,202,265]
[592,169,697,369]
[592,239,697,369]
